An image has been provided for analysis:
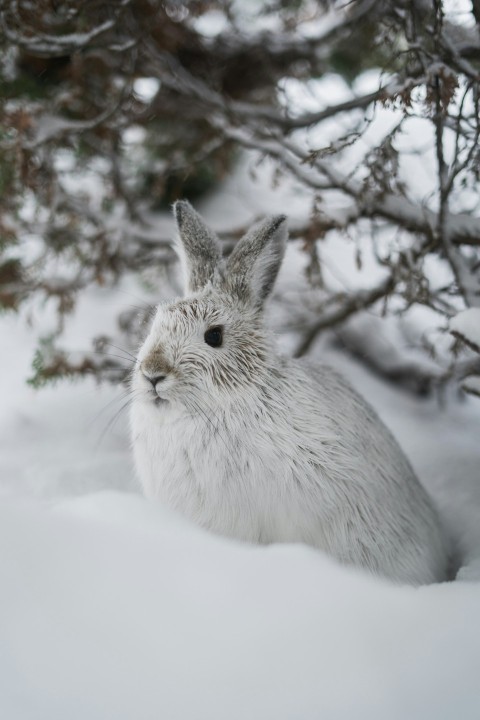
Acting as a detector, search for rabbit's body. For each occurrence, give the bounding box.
[130,203,448,585]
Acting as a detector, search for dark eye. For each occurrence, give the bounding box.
[204,326,223,348]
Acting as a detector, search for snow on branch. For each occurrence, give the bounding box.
[450,309,480,398]
[0,0,134,56]
[451,309,480,353]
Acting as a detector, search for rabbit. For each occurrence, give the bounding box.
[130,200,449,585]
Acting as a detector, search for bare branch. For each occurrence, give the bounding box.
[294,275,396,358]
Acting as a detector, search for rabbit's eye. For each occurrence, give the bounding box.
[204,326,223,348]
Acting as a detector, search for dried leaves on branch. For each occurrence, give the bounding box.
[0,0,479,395]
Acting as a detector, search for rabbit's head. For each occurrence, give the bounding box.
[132,201,287,407]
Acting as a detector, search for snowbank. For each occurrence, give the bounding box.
[1,492,480,720]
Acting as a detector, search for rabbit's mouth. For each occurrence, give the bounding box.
[153,395,169,406]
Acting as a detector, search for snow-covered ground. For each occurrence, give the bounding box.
[1,157,480,719]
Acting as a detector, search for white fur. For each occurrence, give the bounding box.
[130,206,448,585]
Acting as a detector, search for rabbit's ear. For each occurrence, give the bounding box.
[173,201,222,294]
[225,215,287,308]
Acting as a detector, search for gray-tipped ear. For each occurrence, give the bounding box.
[225,215,287,307]
[173,200,222,294]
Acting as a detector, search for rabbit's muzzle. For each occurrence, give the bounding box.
[139,355,176,401]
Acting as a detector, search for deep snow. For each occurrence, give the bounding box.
[1,494,480,720]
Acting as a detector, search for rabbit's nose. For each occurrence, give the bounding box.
[142,370,167,388]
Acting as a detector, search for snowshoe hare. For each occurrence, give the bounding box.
[130,201,448,585]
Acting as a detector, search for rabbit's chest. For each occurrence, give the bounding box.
[133,403,308,539]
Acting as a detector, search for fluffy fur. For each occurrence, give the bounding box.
[130,201,448,585]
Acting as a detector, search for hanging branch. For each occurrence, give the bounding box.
[1,0,480,394]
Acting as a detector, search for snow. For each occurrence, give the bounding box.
[1,493,480,720]
[133,77,160,103]
[450,308,480,352]
[461,376,480,397]
[1,157,480,719]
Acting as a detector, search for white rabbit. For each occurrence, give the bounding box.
[130,201,448,585]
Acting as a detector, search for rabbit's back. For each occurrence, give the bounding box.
[281,358,448,583]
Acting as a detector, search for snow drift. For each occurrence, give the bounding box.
[1,492,480,720]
